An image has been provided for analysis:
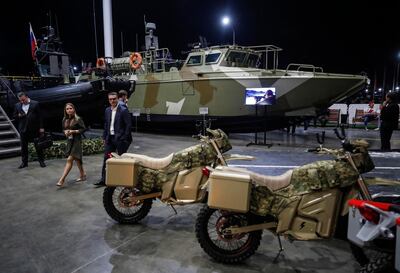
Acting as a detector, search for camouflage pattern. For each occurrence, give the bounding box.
[250,158,359,217]
[135,129,231,193]
[116,45,368,123]
[348,139,375,173]
[28,138,104,161]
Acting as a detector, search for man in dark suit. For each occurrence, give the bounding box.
[380,92,399,151]
[13,92,46,168]
[95,92,132,186]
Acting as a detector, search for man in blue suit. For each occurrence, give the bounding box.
[95,92,132,186]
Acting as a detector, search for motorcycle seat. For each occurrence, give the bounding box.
[215,166,293,191]
[250,170,293,191]
[121,153,174,169]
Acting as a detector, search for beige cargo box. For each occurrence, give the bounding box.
[106,158,138,187]
[208,171,251,213]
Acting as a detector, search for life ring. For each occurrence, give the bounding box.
[129,52,142,70]
[96,57,106,69]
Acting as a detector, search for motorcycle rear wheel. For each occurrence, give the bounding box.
[195,205,262,264]
[103,187,153,224]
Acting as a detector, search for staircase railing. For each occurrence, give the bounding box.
[0,105,19,138]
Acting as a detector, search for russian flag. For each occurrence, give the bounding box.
[29,23,38,60]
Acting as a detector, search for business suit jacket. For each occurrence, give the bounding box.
[380,102,400,130]
[103,105,132,144]
[13,99,43,137]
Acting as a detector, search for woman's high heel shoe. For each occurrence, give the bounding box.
[56,180,65,187]
[76,175,87,182]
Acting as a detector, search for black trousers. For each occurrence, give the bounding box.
[380,124,394,151]
[20,133,44,164]
[101,136,131,181]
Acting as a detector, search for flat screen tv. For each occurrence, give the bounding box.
[245,87,276,105]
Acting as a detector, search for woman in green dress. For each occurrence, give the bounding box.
[57,103,87,187]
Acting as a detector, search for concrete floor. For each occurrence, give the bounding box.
[1,127,400,273]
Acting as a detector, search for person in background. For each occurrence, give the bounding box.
[13,92,46,168]
[379,92,399,151]
[94,92,132,186]
[57,103,87,187]
[118,89,129,108]
[363,101,379,130]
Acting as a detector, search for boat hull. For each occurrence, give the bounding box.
[128,73,367,132]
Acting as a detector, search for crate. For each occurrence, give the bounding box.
[106,158,138,187]
[208,171,251,213]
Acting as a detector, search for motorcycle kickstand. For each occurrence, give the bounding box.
[272,234,284,264]
[169,204,178,215]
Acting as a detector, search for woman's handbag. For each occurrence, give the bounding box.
[34,133,53,150]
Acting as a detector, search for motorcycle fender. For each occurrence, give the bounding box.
[224,154,255,161]
[365,177,400,187]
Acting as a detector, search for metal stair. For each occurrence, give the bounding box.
[0,105,20,158]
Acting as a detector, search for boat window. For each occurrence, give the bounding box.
[225,51,247,67]
[186,55,203,66]
[205,53,221,64]
[247,54,260,68]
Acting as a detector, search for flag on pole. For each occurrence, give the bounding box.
[29,23,38,60]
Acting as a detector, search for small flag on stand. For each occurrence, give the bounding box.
[29,23,38,60]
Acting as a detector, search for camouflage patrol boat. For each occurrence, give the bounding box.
[109,22,368,133]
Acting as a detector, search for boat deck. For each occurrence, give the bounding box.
[1,127,399,273]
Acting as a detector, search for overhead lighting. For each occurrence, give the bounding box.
[221,16,230,26]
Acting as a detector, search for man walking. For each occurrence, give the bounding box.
[95,92,132,186]
[117,89,129,108]
[13,92,46,168]
[380,92,399,151]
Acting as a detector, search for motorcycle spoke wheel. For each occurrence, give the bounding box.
[103,187,152,224]
[195,205,262,264]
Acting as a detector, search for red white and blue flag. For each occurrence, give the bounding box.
[29,23,38,60]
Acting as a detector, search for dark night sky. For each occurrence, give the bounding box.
[1,0,399,88]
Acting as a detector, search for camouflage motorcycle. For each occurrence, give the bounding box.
[194,138,400,264]
[102,129,252,224]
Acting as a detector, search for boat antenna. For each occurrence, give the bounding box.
[92,0,99,59]
[135,33,138,52]
[55,13,60,40]
[144,15,146,32]
[120,31,124,55]
[48,10,52,29]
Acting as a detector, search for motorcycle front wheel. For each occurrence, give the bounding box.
[195,205,262,264]
[103,187,153,224]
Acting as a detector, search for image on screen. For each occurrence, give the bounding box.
[245,88,276,105]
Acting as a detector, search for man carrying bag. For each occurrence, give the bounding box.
[14,92,46,168]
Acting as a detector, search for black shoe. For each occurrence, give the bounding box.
[18,163,28,169]
[94,180,106,186]
[39,161,46,168]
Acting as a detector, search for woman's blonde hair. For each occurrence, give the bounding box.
[63,103,80,128]
[64,103,77,119]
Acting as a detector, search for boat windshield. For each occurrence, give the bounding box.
[186,55,203,66]
[247,54,259,68]
[225,51,247,67]
[205,53,221,64]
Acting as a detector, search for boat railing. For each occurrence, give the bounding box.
[138,48,182,73]
[0,76,18,105]
[285,63,324,73]
[245,45,282,70]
